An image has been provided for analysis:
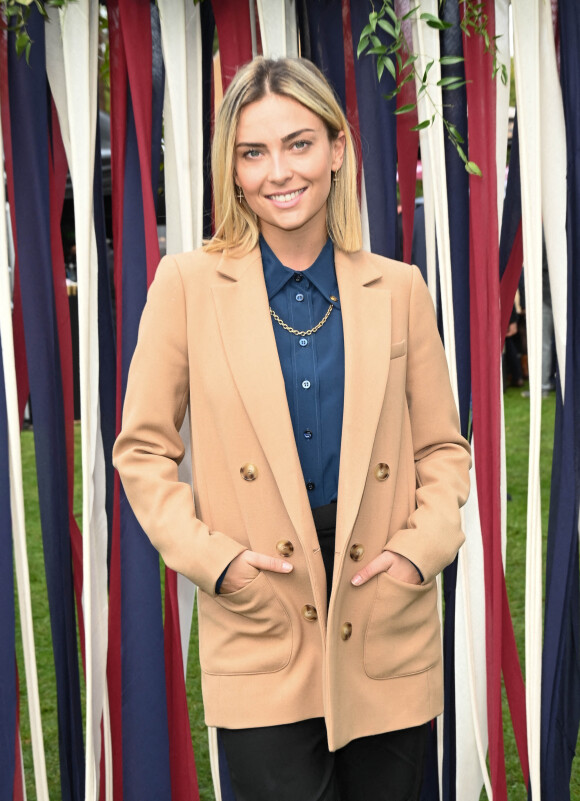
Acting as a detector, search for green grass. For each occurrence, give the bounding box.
[14,391,579,799]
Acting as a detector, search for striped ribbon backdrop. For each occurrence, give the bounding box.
[0,1,577,799]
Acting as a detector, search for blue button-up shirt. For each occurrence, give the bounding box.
[260,236,344,508]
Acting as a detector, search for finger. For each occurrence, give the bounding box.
[246,551,293,574]
[351,552,391,586]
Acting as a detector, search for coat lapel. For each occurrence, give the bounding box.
[334,250,392,553]
[212,247,393,561]
[211,248,314,546]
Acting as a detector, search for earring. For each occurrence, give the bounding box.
[332,171,339,184]
[236,185,243,201]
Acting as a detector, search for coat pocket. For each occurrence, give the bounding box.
[363,572,440,679]
[198,571,292,675]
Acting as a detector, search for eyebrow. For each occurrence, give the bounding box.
[236,127,317,148]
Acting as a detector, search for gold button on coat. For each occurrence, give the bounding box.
[349,544,364,562]
[374,462,390,481]
[240,463,258,481]
[302,604,318,622]
[341,622,353,641]
[276,540,294,557]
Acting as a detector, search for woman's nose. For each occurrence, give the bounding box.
[268,153,292,183]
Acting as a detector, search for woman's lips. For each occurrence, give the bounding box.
[266,187,307,207]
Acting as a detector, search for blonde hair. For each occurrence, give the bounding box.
[204,57,362,255]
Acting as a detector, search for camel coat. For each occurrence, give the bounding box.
[113,245,471,751]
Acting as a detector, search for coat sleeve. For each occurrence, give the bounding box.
[384,264,471,583]
[112,255,247,594]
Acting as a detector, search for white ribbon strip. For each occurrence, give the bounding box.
[257,0,299,58]
[456,444,491,801]
[511,2,543,797]
[495,0,510,229]
[411,4,495,797]
[538,0,567,397]
[0,78,50,801]
[46,3,112,797]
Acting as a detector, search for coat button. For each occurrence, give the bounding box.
[349,544,364,562]
[341,622,352,641]
[374,462,390,481]
[276,539,294,557]
[302,604,318,622]
[240,463,258,481]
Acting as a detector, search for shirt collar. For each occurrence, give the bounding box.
[259,235,341,308]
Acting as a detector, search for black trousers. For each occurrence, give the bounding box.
[219,718,428,801]
[219,504,428,800]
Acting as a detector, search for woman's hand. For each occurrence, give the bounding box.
[219,549,293,594]
[351,550,422,587]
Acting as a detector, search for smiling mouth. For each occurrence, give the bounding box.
[267,188,306,202]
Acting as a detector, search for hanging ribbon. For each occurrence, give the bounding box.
[462,3,529,800]
[107,2,171,799]
[541,1,580,798]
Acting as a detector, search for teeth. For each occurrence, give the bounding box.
[270,189,303,202]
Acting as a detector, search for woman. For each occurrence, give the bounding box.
[113,57,471,801]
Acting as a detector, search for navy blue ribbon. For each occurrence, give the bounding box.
[541,3,580,799]
[349,1,399,259]
[0,329,17,799]
[119,55,172,801]
[8,11,85,801]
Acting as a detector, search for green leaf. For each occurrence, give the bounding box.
[15,31,30,57]
[439,55,464,65]
[377,58,385,82]
[420,12,452,29]
[422,60,434,84]
[426,18,453,30]
[360,22,374,39]
[385,56,397,81]
[357,36,369,58]
[370,34,382,48]
[444,81,467,92]
[437,75,464,86]
[455,145,467,163]
[446,123,464,144]
[386,4,399,24]
[378,19,396,38]
[394,103,416,115]
[368,46,387,56]
[402,5,421,20]
[466,160,483,176]
[410,119,431,131]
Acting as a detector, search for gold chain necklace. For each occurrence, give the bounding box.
[269,303,334,336]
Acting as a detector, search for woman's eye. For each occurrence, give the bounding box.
[243,149,262,159]
[292,140,310,151]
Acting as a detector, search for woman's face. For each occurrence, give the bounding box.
[234,93,345,246]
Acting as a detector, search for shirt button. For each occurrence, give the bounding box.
[294,273,303,282]
[299,338,308,347]
[306,481,315,491]
[302,380,311,389]
[295,293,304,302]
[330,295,338,302]
[303,430,313,439]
